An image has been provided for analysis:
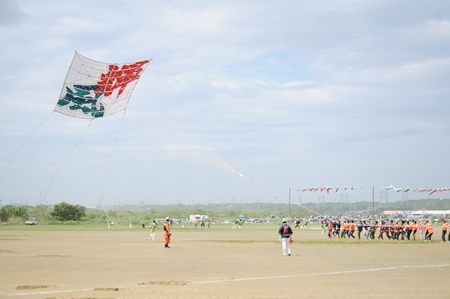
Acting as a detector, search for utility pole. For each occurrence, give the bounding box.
[372,187,375,216]
[288,188,291,217]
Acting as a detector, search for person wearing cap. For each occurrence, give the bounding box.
[278,219,293,256]
[424,221,433,242]
[163,217,171,248]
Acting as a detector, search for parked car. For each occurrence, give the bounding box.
[25,217,38,225]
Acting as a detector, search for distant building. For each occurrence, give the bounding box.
[189,214,209,223]
[383,210,450,219]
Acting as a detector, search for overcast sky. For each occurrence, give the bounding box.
[1,0,449,208]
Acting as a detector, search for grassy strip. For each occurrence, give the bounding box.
[0,221,295,231]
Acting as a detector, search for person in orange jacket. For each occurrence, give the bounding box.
[406,221,414,240]
[163,217,171,248]
[327,219,333,238]
[348,220,356,239]
[441,220,448,242]
[341,221,349,238]
[411,220,418,241]
[424,221,434,242]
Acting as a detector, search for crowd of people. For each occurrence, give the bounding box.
[321,218,450,242]
[120,215,449,252]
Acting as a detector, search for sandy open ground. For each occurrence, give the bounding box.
[0,225,449,299]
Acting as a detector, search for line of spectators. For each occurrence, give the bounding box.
[323,218,449,242]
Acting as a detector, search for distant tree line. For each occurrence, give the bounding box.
[0,202,86,224]
[0,198,449,225]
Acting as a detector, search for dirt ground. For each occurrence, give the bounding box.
[1,225,449,299]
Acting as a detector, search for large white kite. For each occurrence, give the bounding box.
[55,52,150,119]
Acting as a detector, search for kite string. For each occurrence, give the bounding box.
[128,64,321,216]
[0,112,54,185]
[131,69,321,216]
[41,119,93,204]
[101,110,126,225]
[130,64,237,174]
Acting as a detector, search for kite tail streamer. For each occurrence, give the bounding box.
[41,119,93,204]
[237,172,322,216]
[0,112,54,186]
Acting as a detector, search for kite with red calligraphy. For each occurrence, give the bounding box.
[55,52,150,119]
